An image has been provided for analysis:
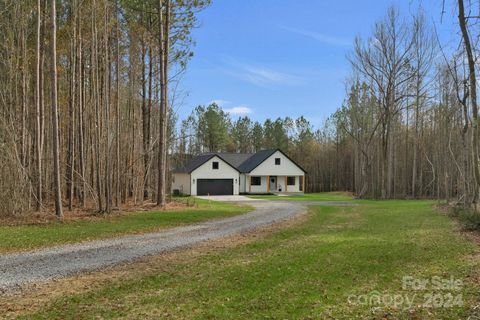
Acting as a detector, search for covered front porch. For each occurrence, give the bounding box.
[243,175,304,194]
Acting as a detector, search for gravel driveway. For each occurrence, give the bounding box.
[0,200,305,293]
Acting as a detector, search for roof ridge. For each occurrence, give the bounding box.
[218,152,254,154]
[172,149,308,174]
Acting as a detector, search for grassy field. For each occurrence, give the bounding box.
[248,191,354,201]
[19,196,480,319]
[0,199,251,253]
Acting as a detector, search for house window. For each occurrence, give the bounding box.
[212,161,219,170]
[251,176,261,186]
[275,158,281,165]
[299,176,304,191]
[287,176,295,186]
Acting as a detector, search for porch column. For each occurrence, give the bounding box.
[248,175,251,193]
[267,176,270,193]
[285,176,288,192]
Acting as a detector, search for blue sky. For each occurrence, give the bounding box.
[178,0,457,128]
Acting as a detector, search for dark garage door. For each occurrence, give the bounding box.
[197,179,233,196]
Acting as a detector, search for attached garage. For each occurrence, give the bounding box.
[172,154,240,196]
[197,179,234,196]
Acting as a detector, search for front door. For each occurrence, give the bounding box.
[269,176,277,192]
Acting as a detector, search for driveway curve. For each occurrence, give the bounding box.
[0,199,355,293]
[0,200,304,293]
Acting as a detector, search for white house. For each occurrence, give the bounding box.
[171,149,306,196]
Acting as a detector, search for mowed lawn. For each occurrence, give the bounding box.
[19,197,480,319]
[248,191,354,201]
[0,199,251,253]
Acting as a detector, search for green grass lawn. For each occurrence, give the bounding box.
[248,191,354,201]
[20,199,480,319]
[0,199,251,253]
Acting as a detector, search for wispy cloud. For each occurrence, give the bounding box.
[208,99,230,107]
[222,59,304,87]
[206,98,253,115]
[224,105,253,115]
[279,25,351,47]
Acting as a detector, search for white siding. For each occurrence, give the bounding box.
[171,173,191,195]
[239,173,246,193]
[285,176,301,193]
[247,175,269,193]
[249,151,304,176]
[245,175,301,193]
[190,156,240,195]
[246,151,305,193]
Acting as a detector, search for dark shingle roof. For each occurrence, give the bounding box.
[172,154,216,173]
[172,149,306,174]
[236,149,277,173]
[216,153,253,168]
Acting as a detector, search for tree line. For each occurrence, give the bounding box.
[0,0,209,217]
[332,2,480,206]
[2,0,480,218]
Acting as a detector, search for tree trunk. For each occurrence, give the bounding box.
[141,36,149,200]
[67,4,77,211]
[92,0,103,212]
[104,2,112,213]
[146,45,153,198]
[157,0,169,207]
[458,0,480,203]
[50,0,63,218]
[20,28,27,168]
[77,2,86,208]
[35,0,42,211]
[115,0,121,207]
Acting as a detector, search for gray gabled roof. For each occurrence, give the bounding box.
[236,149,277,173]
[172,153,242,174]
[172,149,306,174]
[216,153,253,168]
[172,154,216,173]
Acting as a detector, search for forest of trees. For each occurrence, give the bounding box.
[0,0,209,217]
[335,2,480,205]
[2,0,480,218]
